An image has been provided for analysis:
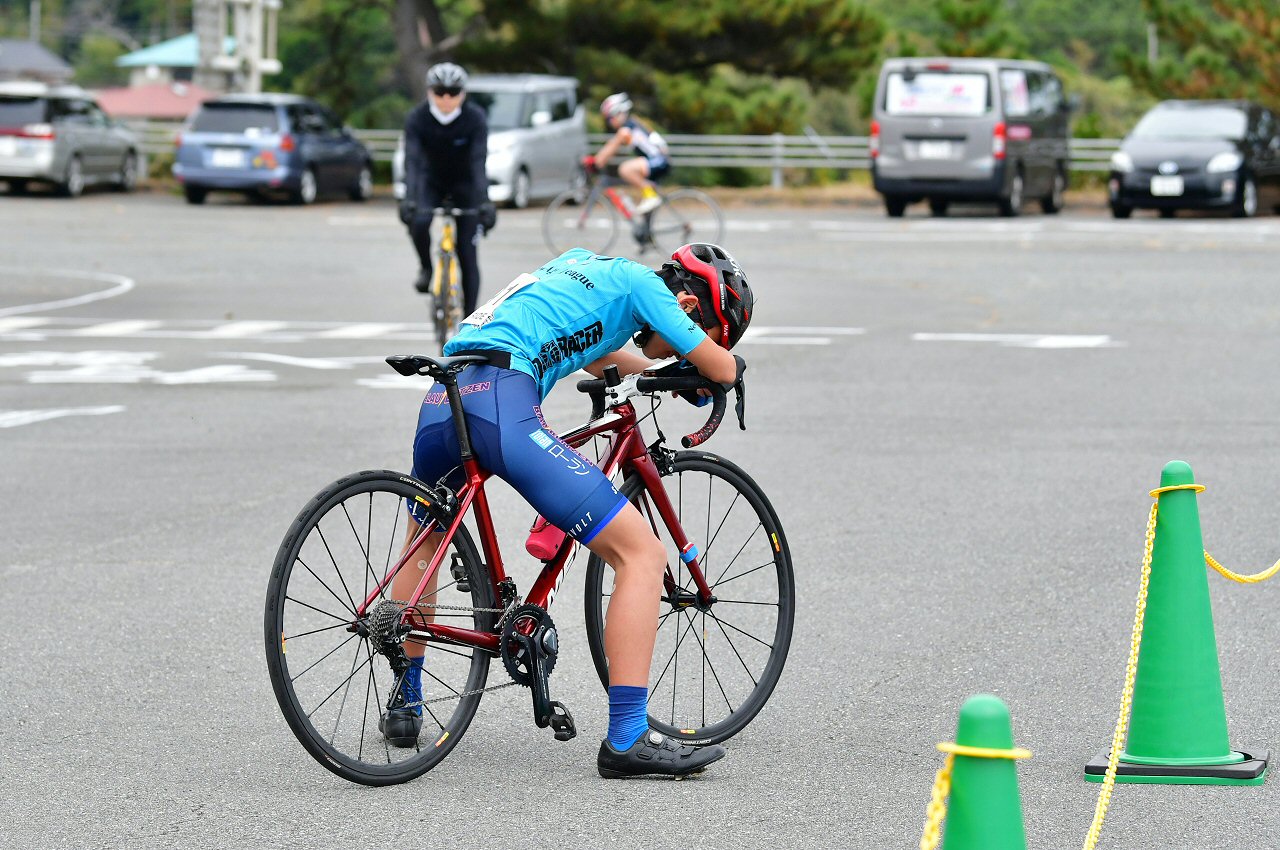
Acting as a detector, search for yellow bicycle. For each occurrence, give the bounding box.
[428,206,475,354]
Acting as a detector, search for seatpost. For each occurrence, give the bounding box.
[445,380,474,461]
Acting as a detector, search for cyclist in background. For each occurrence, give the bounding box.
[584,92,670,215]
[384,243,753,779]
[399,62,498,316]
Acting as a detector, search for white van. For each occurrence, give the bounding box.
[870,57,1072,217]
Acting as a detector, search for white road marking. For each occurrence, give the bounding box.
[0,318,49,333]
[72,320,162,337]
[317,323,406,338]
[357,374,432,390]
[27,363,277,384]
[224,352,388,370]
[206,320,290,337]
[0,269,136,317]
[748,326,865,336]
[912,332,1116,348]
[0,405,126,429]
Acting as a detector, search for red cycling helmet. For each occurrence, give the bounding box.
[661,243,754,349]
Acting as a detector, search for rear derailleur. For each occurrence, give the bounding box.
[500,603,576,741]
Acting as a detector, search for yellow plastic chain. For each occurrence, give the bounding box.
[1084,482,1278,850]
[920,744,1032,850]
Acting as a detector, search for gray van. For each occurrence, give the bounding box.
[870,57,1071,217]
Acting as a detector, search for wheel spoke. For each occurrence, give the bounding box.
[707,610,775,650]
[315,526,361,615]
[284,621,354,642]
[290,630,361,684]
[293,557,358,620]
[284,592,352,626]
[680,609,736,714]
[708,611,761,687]
[305,650,375,721]
[714,558,773,590]
[650,611,700,696]
[331,635,364,745]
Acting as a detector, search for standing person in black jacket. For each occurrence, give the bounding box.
[399,62,497,316]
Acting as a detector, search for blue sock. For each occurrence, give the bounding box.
[402,657,424,716]
[607,685,649,750]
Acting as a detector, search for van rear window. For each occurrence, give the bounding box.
[884,72,990,117]
[190,103,280,134]
[0,97,48,127]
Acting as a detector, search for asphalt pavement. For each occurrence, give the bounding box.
[3,188,1280,850]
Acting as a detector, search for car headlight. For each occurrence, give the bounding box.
[487,148,514,171]
[1110,151,1134,173]
[1206,151,1243,174]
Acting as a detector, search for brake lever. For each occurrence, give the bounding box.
[734,378,746,431]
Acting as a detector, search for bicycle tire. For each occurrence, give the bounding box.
[542,189,619,255]
[647,189,725,256]
[583,451,794,744]
[265,470,494,786]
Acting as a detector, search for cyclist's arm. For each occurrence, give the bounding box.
[682,336,737,386]
[404,112,427,205]
[593,127,631,166]
[583,351,650,378]
[470,109,489,202]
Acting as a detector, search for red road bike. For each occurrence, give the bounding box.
[265,353,794,785]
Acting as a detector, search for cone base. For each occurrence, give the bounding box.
[1084,748,1269,786]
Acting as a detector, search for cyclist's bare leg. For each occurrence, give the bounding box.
[582,502,666,687]
[390,515,442,659]
[617,157,654,194]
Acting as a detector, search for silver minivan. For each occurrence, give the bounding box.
[870,57,1072,217]
[0,81,140,197]
[394,74,588,208]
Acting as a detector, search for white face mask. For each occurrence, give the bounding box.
[429,98,463,125]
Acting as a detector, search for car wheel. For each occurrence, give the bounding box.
[59,155,85,198]
[1040,165,1066,214]
[1110,203,1133,219]
[183,185,208,205]
[116,151,139,192]
[292,167,318,205]
[928,198,949,217]
[998,168,1023,217]
[349,163,373,202]
[884,195,907,218]
[7,178,28,195]
[510,168,531,209]
[1232,175,1257,218]
[1158,208,1176,219]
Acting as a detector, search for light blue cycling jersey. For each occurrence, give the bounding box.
[444,248,707,399]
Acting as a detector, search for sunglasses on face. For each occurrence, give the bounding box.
[431,86,463,97]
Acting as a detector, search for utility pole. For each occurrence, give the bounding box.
[1147,22,1158,65]
[28,0,41,43]
[192,0,282,94]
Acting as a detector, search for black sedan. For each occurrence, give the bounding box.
[1108,100,1280,218]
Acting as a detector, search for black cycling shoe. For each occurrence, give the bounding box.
[379,707,423,748]
[597,730,726,779]
[413,268,433,294]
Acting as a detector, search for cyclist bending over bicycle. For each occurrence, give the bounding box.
[400,62,498,316]
[386,242,753,778]
[585,93,670,216]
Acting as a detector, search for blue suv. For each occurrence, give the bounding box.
[174,93,372,205]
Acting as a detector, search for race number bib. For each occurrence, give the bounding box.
[460,273,539,327]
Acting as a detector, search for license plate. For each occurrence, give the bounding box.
[1150,175,1184,197]
[0,137,16,157]
[917,140,952,160]
[209,148,246,168]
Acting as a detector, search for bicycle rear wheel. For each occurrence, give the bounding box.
[647,189,725,255]
[265,470,494,785]
[543,190,619,255]
[583,452,794,744]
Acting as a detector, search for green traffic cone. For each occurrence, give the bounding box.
[1084,460,1269,785]
[940,694,1028,850]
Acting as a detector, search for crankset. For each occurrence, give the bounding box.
[499,603,576,741]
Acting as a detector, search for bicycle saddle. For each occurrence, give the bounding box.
[385,354,489,382]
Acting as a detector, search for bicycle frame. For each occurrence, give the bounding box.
[353,398,710,654]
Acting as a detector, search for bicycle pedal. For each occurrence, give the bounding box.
[548,700,576,742]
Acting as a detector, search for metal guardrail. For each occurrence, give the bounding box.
[126,121,1120,182]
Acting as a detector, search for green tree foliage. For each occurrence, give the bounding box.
[276,0,410,126]
[935,0,1025,58]
[1122,0,1280,106]
[74,32,128,85]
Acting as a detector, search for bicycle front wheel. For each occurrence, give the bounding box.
[543,190,619,255]
[583,452,794,744]
[265,470,494,785]
[647,189,725,255]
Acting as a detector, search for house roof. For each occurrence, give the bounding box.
[94,82,218,120]
[116,33,236,69]
[0,39,74,82]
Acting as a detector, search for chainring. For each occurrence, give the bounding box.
[499,603,558,686]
